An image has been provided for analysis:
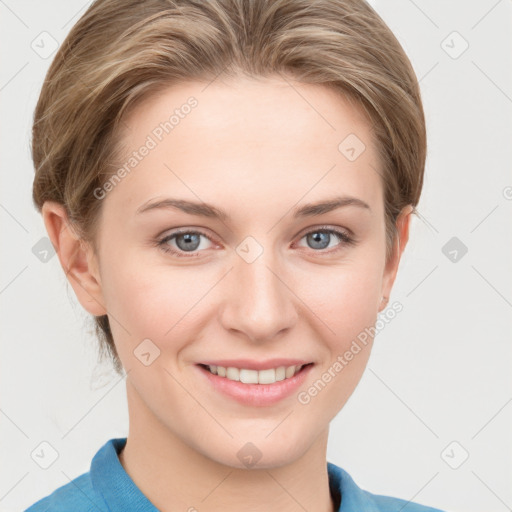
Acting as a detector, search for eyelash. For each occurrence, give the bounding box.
[156,226,356,258]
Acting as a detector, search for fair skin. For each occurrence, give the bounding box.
[42,74,411,512]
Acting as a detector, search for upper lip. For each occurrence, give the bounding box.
[197,359,313,371]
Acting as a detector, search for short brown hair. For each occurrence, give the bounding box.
[31,0,427,375]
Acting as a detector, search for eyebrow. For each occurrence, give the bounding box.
[136,195,371,220]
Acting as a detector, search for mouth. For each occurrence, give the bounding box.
[195,362,315,407]
[197,362,314,384]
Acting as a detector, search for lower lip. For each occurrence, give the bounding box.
[196,364,314,407]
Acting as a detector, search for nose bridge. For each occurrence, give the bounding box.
[221,239,297,340]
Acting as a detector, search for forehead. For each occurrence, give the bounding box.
[105,75,383,220]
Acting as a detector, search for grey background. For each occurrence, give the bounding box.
[1,1,511,511]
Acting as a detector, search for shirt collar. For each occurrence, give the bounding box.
[91,437,378,512]
[327,461,381,511]
[91,437,158,511]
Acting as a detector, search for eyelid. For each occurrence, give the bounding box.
[295,223,354,240]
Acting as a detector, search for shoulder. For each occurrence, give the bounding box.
[327,462,447,512]
[23,472,102,512]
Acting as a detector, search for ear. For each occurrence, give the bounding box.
[378,205,413,312]
[41,201,107,316]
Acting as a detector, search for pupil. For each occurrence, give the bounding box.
[308,232,329,250]
[177,233,200,251]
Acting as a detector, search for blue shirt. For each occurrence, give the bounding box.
[25,437,445,511]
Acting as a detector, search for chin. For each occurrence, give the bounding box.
[203,431,312,471]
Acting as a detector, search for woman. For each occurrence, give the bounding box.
[26,0,446,510]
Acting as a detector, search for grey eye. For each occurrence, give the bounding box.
[174,232,202,252]
[306,231,332,250]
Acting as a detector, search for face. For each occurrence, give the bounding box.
[52,74,409,469]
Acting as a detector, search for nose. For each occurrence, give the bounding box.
[219,250,298,343]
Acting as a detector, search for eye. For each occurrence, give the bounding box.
[295,226,356,254]
[157,230,214,258]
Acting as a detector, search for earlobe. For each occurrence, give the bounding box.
[378,205,414,312]
[41,201,107,316]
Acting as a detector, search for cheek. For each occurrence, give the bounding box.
[293,258,382,418]
[101,252,214,363]
[297,254,383,344]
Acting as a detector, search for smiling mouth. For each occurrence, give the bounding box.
[198,363,314,385]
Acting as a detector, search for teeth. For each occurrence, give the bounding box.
[240,369,259,384]
[285,365,296,378]
[207,364,305,384]
[226,367,239,381]
[257,368,275,384]
[275,366,286,381]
